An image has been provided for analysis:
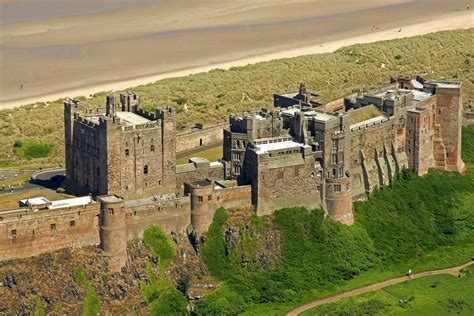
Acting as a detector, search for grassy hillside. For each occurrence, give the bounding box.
[0,28,472,169]
[302,270,474,316]
[189,126,474,315]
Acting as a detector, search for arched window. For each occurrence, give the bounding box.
[199,138,203,146]
[144,165,148,175]
[125,149,129,156]
[151,145,155,152]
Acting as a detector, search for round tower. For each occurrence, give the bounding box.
[188,180,214,233]
[325,177,353,225]
[98,196,127,272]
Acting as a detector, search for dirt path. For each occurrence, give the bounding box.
[286,261,474,316]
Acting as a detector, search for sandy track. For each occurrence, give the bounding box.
[286,261,474,316]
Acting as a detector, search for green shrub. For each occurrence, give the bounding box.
[200,207,233,279]
[14,140,55,159]
[143,225,175,269]
[150,287,188,316]
[193,285,245,316]
[141,265,189,316]
[73,265,100,316]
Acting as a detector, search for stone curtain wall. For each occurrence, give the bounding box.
[176,122,228,152]
[0,203,100,261]
[125,197,191,240]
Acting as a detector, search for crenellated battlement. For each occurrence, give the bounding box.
[350,116,392,133]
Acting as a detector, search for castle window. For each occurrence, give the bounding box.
[108,208,114,215]
[151,145,155,152]
[277,170,284,179]
[200,138,203,146]
[208,195,212,201]
[234,165,241,175]
[125,149,130,156]
[11,229,17,243]
[197,196,203,203]
[70,220,76,228]
[334,184,341,192]
[50,223,56,231]
[331,153,337,164]
[144,165,149,175]
[438,109,441,115]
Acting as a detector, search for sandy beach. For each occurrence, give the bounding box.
[0,0,472,109]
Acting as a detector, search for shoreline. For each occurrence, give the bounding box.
[1,11,472,110]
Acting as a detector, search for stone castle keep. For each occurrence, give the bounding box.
[0,76,465,271]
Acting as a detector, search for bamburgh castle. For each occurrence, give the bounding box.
[0,76,465,271]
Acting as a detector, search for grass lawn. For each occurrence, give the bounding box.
[302,268,474,315]
[176,143,222,164]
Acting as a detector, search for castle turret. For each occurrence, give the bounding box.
[187,180,214,233]
[323,113,354,225]
[98,196,127,272]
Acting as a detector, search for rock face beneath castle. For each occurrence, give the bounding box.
[0,76,464,272]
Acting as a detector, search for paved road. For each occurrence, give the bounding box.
[286,261,474,316]
[0,168,65,195]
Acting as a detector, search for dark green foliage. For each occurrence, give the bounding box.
[197,208,378,311]
[141,265,189,316]
[193,285,245,316]
[73,265,100,316]
[462,126,474,163]
[269,208,377,292]
[200,207,233,279]
[143,225,175,269]
[14,140,55,159]
[150,287,188,316]
[197,129,474,314]
[356,168,473,263]
[177,274,191,296]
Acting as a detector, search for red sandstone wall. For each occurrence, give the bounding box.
[215,185,252,210]
[0,204,100,261]
[176,122,228,152]
[125,197,191,240]
[435,87,465,172]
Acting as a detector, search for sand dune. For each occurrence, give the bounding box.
[0,0,472,108]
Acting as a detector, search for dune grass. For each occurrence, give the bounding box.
[0,28,472,169]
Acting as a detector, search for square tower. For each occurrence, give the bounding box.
[64,93,176,198]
